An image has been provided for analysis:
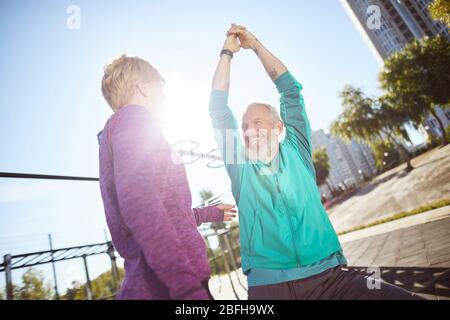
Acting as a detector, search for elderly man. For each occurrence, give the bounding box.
[209,24,422,300]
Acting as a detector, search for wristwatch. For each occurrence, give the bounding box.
[220,49,233,59]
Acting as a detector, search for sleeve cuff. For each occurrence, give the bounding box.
[208,205,225,223]
[274,71,303,92]
[193,206,224,224]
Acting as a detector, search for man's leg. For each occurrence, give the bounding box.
[248,266,425,300]
[248,281,295,300]
[291,266,425,300]
[247,266,339,300]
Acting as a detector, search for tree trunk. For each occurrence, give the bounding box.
[429,107,449,146]
[325,179,334,198]
[398,142,414,172]
[386,131,414,171]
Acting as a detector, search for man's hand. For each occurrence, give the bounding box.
[222,34,240,54]
[217,204,237,221]
[227,23,287,81]
[227,24,258,50]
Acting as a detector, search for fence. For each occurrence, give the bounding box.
[0,142,241,300]
[0,224,244,300]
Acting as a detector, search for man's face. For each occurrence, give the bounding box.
[241,105,282,162]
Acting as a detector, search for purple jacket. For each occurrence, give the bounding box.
[99,105,223,300]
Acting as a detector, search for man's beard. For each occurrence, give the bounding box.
[245,139,278,163]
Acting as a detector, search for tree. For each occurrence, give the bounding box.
[380,36,450,145]
[312,147,330,184]
[428,0,450,28]
[331,85,414,171]
[331,86,380,143]
[370,140,401,171]
[14,268,53,300]
[198,189,241,274]
[63,268,124,300]
[199,189,215,203]
[199,189,226,275]
[376,96,414,171]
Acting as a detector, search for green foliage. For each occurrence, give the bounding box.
[429,0,450,27]
[330,86,380,143]
[379,36,450,144]
[331,85,413,170]
[63,267,124,300]
[338,197,450,235]
[370,140,401,171]
[380,36,450,108]
[331,86,411,144]
[13,268,53,300]
[312,147,330,186]
[208,223,241,276]
[332,36,450,168]
[198,189,241,275]
[199,189,214,203]
[426,130,443,148]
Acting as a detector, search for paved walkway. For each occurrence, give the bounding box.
[341,216,450,300]
[209,269,248,300]
[210,207,450,300]
[339,205,450,243]
[329,145,450,232]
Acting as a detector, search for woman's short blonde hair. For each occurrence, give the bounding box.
[101,54,163,111]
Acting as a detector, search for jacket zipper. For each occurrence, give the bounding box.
[275,174,301,267]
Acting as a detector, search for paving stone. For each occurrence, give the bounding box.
[343,217,450,299]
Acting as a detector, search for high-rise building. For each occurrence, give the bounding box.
[340,0,450,63]
[340,0,450,140]
[311,129,377,199]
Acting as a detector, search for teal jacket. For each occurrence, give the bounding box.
[209,71,343,274]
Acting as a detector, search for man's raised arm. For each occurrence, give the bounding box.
[209,33,243,184]
[228,25,314,174]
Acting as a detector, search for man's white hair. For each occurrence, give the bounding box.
[243,102,281,123]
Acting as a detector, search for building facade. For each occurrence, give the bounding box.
[311,129,377,199]
[340,0,450,63]
[340,0,450,140]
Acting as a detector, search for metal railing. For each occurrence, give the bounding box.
[0,141,235,301]
[0,225,244,300]
[1,241,120,300]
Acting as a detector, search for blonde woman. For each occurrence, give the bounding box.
[99,55,235,300]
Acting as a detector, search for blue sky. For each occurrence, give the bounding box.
[0,0,424,294]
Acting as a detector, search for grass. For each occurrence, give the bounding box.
[337,197,450,236]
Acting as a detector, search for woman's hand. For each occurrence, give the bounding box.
[217,204,237,221]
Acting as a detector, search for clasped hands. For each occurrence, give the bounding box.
[222,23,259,55]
